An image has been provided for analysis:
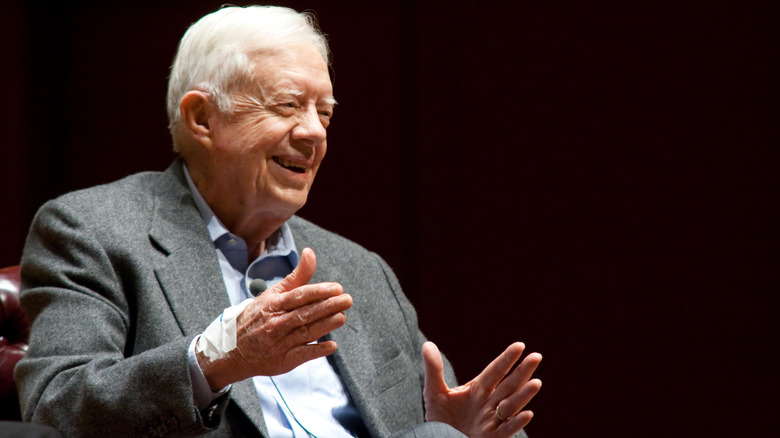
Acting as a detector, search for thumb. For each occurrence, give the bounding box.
[270,247,317,293]
[422,341,449,398]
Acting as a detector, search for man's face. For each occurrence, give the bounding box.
[201,42,334,222]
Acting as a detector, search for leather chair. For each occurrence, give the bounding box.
[0,266,66,437]
[0,265,27,421]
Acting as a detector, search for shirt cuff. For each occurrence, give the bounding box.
[188,335,231,410]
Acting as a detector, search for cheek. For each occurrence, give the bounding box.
[216,135,276,165]
[214,118,287,156]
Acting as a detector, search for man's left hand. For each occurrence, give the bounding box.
[422,341,542,438]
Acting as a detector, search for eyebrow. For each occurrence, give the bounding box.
[277,88,304,97]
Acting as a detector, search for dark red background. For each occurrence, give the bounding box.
[1,1,777,436]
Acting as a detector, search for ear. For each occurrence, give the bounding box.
[179,91,213,143]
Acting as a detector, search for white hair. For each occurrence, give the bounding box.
[166,5,330,146]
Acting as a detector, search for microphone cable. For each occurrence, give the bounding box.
[269,376,317,438]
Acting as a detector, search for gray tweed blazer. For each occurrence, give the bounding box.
[15,160,459,437]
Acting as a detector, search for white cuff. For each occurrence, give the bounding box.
[188,335,230,410]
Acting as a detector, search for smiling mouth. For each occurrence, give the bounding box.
[273,157,307,174]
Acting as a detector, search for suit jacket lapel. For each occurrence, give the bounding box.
[148,161,269,436]
[148,161,229,337]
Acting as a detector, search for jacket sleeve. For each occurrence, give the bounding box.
[14,198,226,437]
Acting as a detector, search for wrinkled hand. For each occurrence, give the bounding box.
[199,247,352,389]
[423,341,542,438]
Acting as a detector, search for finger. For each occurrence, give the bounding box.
[494,352,542,401]
[274,282,344,312]
[285,310,349,347]
[497,377,542,419]
[270,247,317,293]
[271,340,340,376]
[265,294,353,339]
[497,410,535,436]
[422,342,450,397]
[473,342,525,392]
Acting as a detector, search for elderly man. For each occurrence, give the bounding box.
[15,5,541,437]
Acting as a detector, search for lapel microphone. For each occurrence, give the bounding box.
[249,279,268,296]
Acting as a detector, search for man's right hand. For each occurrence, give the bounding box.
[198,247,352,389]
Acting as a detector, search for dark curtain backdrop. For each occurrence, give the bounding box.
[1,1,777,437]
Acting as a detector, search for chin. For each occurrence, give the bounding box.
[271,194,309,217]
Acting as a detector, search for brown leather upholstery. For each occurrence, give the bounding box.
[0,265,27,421]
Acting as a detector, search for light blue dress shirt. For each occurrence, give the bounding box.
[183,166,363,437]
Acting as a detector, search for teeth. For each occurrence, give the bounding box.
[275,157,306,172]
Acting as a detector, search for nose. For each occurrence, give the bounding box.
[291,106,327,146]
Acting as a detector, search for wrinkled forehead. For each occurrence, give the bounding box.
[247,45,334,99]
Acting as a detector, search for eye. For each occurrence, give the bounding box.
[277,102,297,110]
[318,105,334,118]
[275,102,298,115]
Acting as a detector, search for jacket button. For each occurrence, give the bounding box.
[166,417,179,431]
